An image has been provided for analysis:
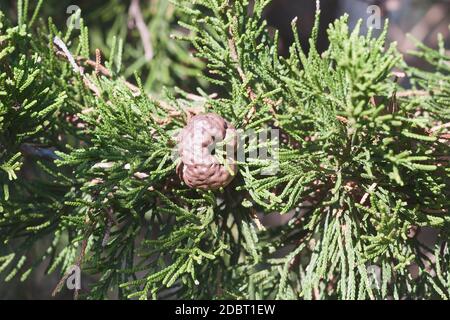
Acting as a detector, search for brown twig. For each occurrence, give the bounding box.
[360,183,378,205]
[128,0,153,61]
[251,209,266,231]
[430,122,450,133]
[53,37,205,126]
[54,37,103,97]
[52,224,92,299]
[95,49,102,76]
[335,115,349,124]
[396,90,430,97]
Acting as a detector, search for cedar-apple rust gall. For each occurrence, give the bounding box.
[174,113,280,190]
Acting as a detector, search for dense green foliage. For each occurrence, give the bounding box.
[0,0,449,299]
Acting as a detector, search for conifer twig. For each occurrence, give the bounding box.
[227,21,280,125]
[53,37,199,124]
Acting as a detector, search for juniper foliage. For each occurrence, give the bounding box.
[0,0,449,299]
